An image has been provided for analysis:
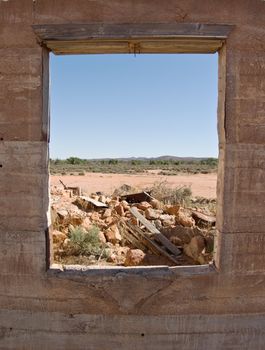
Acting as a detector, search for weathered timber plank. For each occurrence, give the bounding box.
[32,23,232,54]
[46,38,223,55]
[124,221,178,264]
[118,220,148,251]
[130,207,160,234]
[0,311,264,350]
[32,23,234,41]
[129,207,181,256]
[1,310,265,335]
[78,195,108,208]
[1,272,265,316]
[0,332,264,350]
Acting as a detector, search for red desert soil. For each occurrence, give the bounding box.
[51,171,217,198]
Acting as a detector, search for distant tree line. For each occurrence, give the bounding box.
[50,157,218,166]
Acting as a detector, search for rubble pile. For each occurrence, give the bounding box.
[51,183,216,267]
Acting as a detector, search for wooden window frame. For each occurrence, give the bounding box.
[33,23,233,275]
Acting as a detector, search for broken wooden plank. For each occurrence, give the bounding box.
[73,196,108,212]
[129,207,181,256]
[130,207,159,234]
[122,220,179,264]
[59,179,67,189]
[118,220,148,252]
[121,191,153,204]
[79,196,107,208]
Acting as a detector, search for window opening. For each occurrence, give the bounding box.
[49,53,218,268]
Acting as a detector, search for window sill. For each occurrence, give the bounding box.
[48,262,217,278]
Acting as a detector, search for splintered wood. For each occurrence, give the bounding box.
[119,207,182,264]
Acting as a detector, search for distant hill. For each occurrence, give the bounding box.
[88,155,216,162]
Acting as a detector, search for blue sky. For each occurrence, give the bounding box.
[50,53,218,159]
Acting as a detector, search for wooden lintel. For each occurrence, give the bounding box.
[32,23,233,55]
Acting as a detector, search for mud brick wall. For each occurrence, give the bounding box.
[0,1,265,349]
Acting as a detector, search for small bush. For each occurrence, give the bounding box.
[66,226,108,258]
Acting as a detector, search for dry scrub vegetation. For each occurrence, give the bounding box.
[50,157,218,176]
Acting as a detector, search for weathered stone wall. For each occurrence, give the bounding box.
[0,1,265,349]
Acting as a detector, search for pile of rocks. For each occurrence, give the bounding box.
[51,184,216,266]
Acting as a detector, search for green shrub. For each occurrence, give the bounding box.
[67,226,108,258]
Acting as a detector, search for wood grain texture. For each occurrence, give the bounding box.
[1,1,265,348]
[32,23,232,54]
[0,310,265,350]
[32,23,234,41]
[45,38,223,55]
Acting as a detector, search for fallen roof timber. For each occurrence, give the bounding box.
[129,207,181,257]
[120,220,179,265]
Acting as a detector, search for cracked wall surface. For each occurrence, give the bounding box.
[0,1,265,349]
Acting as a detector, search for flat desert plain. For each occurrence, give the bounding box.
[51,171,217,198]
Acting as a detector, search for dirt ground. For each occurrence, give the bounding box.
[51,171,217,198]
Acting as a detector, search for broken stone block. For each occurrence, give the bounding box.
[56,209,68,219]
[137,201,152,211]
[161,225,201,244]
[128,217,139,226]
[115,204,125,216]
[124,249,146,266]
[91,212,100,221]
[176,210,195,227]
[145,208,160,220]
[164,204,180,216]
[102,208,112,219]
[52,230,67,244]
[160,214,175,227]
[98,231,107,244]
[120,200,130,211]
[170,236,182,246]
[150,198,164,210]
[105,216,114,225]
[81,217,92,230]
[184,235,206,263]
[108,199,120,208]
[105,224,122,244]
[62,238,70,248]
[107,253,118,263]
